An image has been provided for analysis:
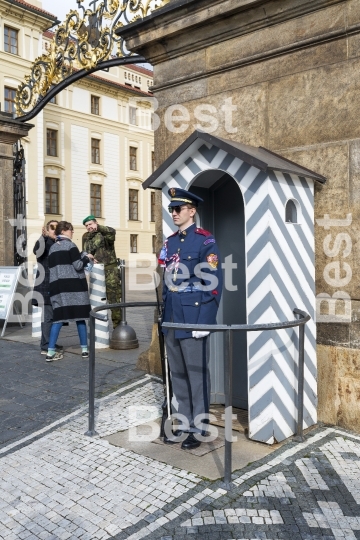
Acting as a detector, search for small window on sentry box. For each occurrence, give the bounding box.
[285,199,299,224]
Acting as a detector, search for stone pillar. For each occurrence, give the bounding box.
[118,0,360,432]
[0,113,34,266]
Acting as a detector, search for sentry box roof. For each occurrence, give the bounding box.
[142,131,326,190]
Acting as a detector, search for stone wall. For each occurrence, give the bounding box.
[121,0,360,430]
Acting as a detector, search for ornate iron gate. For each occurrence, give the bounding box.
[13,141,27,267]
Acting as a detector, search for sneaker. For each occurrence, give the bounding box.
[81,351,89,358]
[46,351,64,362]
[41,345,63,356]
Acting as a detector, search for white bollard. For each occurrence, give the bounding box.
[89,263,110,348]
[31,264,42,338]
[32,306,42,338]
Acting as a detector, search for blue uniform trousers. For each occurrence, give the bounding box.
[165,329,210,434]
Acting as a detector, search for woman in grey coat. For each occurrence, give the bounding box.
[47,221,94,362]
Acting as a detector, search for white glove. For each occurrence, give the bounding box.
[192,331,210,339]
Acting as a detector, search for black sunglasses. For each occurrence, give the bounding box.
[168,205,187,214]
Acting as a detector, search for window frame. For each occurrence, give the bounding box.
[45,177,59,214]
[130,234,138,254]
[129,106,137,125]
[129,189,139,221]
[91,138,101,164]
[46,129,58,157]
[150,191,156,222]
[129,146,137,171]
[4,87,16,114]
[90,183,102,217]
[285,198,300,224]
[49,85,57,105]
[91,95,100,115]
[4,26,18,55]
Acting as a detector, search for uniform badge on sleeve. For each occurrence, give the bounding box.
[158,242,168,267]
[207,253,218,269]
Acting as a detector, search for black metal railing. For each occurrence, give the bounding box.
[87,304,310,487]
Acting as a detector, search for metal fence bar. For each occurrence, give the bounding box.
[87,303,310,486]
[85,311,97,436]
[295,321,305,441]
[224,329,233,487]
[162,308,310,485]
[85,302,158,438]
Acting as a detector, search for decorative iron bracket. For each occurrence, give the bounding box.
[16,0,168,121]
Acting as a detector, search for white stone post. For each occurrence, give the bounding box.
[89,263,110,348]
[31,264,42,338]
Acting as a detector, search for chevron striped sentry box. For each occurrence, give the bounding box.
[143,131,326,444]
[88,264,110,349]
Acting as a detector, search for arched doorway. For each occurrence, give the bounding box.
[189,171,248,409]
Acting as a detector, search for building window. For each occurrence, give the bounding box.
[4,87,16,114]
[129,146,137,170]
[4,26,18,55]
[152,151,155,172]
[91,95,100,115]
[49,85,56,104]
[130,234,138,254]
[90,184,101,217]
[45,178,59,214]
[129,106,137,125]
[46,129,57,157]
[150,191,155,222]
[152,235,156,254]
[129,189,138,221]
[285,199,299,223]
[91,138,100,164]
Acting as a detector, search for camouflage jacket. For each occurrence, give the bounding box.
[82,225,117,267]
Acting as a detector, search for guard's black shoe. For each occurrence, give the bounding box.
[181,432,201,450]
[163,430,183,445]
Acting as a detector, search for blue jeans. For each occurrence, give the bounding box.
[48,320,87,349]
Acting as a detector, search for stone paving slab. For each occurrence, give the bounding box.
[106,422,276,479]
[1,374,360,539]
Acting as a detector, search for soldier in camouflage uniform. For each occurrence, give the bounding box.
[82,215,121,328]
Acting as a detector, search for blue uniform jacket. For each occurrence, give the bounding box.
[160,223,223,339]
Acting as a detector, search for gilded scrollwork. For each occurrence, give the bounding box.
[15,0,169,117]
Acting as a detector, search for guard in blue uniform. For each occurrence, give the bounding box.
[160,187,223,450]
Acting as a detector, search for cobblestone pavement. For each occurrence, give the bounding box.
[1,375,360,540]
[0,300,154,450]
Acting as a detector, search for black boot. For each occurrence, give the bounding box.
[163,429,183,445]
[181,432,201,450]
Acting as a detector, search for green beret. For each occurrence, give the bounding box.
[83,215,96,225]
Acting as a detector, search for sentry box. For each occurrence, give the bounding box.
[143,131,326,444]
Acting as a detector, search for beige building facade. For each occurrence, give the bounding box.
[0,0,156,266]
[120,0,360,433]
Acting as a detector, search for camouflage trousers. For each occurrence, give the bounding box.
[105,267,122,328]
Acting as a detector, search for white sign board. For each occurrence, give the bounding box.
[0,266,24,337]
